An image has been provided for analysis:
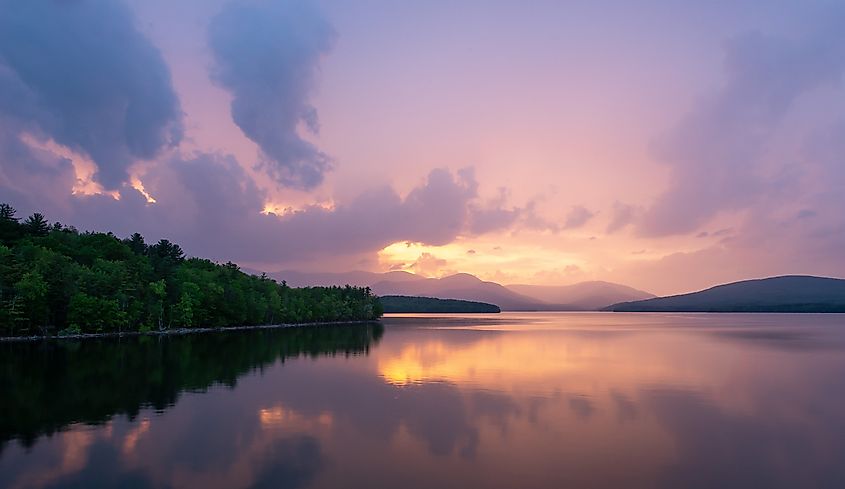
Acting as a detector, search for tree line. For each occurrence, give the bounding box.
[0,203,383,337]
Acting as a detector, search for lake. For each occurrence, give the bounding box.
[2,312,845,488]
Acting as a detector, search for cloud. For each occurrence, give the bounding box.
[411,252,448,277]
[467,185,557,235]
[563,205,594,230]
[606,201,637,234]
[2,153,532,268]
[0,130,77,212]
[467,188,522,234]
[209,0,336,189]
[609,5,845,293]
[796,209,817,220]
[0,0,183,189]
[640,14,845,236]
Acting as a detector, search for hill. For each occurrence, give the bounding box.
[270,270,653,311]
[369,273,547,310]
[507,281,655,310]
[606,275,845,312]
[379,295,501,313]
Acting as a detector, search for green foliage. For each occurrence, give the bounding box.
[15,271,49,333]
[58,324,82,336]
[0,203,383,336]
[67,292,127,333]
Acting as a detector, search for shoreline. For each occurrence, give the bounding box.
[0,320,382,343]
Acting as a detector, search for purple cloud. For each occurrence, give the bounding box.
[640,16,845,236]
[2,152,531,267]
[209,0,336,189]
[563,205,594,230]
[606,201,637,234]
[0,0,183,189]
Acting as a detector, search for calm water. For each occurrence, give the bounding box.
[3,313,845,488]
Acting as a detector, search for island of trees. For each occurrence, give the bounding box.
[0,204,383,337]
[379,295,501,313]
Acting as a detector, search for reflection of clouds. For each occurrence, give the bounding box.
[1,398,334,489]
[259,406,333,430]
[375,317,845,421]
[610,390,638,423]
[568,396,595,419]
[5,316,845,488]
[7,426,108,489]
[59,429,97,475]
[645,387,845,487]
[149,400,330,489]
[376,336,595,390]
[376,329,707,396]
[364,320,845,485]
[248,436,323,489]
[122,418,150,456]
[378,341,450,386]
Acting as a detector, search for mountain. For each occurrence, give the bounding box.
[507,281,655,310]
[267,270,650,311]
[379,296,501,313]
[269,270,544,309]
[606,275,845,312]
[370,273,546,310]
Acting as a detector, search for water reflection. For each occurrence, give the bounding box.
[0,324,383,447]
[2,314,845,488]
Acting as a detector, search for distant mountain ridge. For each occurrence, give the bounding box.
[508,281,656,311]
[370,273,544,311]
[267,269,653,311]
[607,275,845,312]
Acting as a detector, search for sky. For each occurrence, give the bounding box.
[1,0,844,295]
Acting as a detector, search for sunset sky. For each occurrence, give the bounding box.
[1,0,844,295]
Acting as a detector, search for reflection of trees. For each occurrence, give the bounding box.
[0,323,383,448]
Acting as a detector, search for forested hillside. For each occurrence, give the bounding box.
[0,204,382,337]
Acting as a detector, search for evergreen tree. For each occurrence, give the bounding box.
[23,213,49,237]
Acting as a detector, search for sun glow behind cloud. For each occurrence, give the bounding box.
[377,238,590,284]
[261,199,336,216]
[20,133,121,200]
[130,177,157,203]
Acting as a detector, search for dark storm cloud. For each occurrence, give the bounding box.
[209,0,336,189]
[0,130,77,212]
[2,155,526,265]
[640,11,845,236]
[0,0,183,189]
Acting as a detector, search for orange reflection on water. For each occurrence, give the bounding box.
[259,405,333,429]
[377,330,700,394]
[7,426,106,489]
[122,418,151,455]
